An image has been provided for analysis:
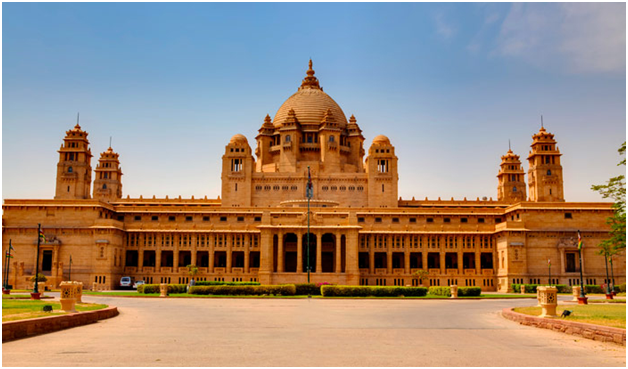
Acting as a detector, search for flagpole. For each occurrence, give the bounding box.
[69,255,72,281]
[6,240,12,289]
[3,251,7,289]
[34,224,41,294]
[603,252,611,296]
[548,259,551,286]
[578,230,586,299]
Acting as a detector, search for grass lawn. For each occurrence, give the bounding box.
[2,299,108,322]
[513,304,626,329]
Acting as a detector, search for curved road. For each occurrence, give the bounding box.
[2,295,626,366]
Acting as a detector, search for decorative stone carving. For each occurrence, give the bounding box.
[450,285,458,298]
[59,281,77,312]
[537,286,558,318]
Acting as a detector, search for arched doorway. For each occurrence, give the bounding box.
[283,233,298,272]
[321,233,335,273]
[301,233,317,273]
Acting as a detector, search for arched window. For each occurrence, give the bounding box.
[103,184,107,189]
[329,135,335,142]
[68,166,73,173]
[547,170,552,176]
[285,135,291,142]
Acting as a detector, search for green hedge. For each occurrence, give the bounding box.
[189,284,296,296]
[458,287,481,296]
[616,284,626,293]
[320,285,427,297]
[137,284,187,294]
[294,283,321,296]
[193,281,261,286]
[428,286,451,297]
[511,284,571,294]
[584,285,605,294]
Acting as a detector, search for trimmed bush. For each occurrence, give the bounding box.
[615,284,626,293]
[295,283,321,296]
[428,286,451,297]
[320,285,427,297]
[584,285,605,294]
[458,287,481,296]
[189,284,296,296]
[137,284,187,294]
[194,281,260,286]
[511,284,571,294]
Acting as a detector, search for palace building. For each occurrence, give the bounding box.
[2,61,625,292]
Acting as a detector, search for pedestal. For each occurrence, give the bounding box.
[74,282,83,303]
[59,281,77,313]
[537,286,558,318]
[520,285,526,294]
[450,285,458,298]
[160,283,169,298]
[571,286,581,302]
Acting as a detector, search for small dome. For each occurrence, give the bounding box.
[372,135,391,145]
[230,134,248,145]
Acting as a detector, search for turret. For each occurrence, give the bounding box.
[527,126,564,202]
[93,146,123,203]
[497,148,526,203]
[54,120,92,199]
[221,134,254,206]
[365,135,398,207]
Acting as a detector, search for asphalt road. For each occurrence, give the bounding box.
[2,295,626,367]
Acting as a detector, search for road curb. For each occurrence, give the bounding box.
[2,306,119,343]
[501,307,626,346]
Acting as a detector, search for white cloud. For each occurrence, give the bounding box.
[495,3,625,73]
[434,12,456,40]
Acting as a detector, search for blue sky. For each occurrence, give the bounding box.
[2,2,626,202]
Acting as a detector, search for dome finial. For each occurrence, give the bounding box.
[300,59,320,90]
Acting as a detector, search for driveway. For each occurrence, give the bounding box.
[2,295,625,366]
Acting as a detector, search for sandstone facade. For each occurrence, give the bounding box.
[2,61,625,292]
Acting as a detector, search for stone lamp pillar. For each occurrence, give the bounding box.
[537,286,558,318]
[74,282,83,303]
[160,283,169,298]
[520,285,526,294]
[450,285,458,298]
[571,286,581,302]
[59,281,77,313]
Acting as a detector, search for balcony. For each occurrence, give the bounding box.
[464,269,476,275]
[375,268,387,275]
[124,267,137,274]
[214,267,226,273]
[270,145,281,153]
[299,143,320,151]
[446,269,458,275]
[482,269,493,276]
[359,268,370,274]
[393,268,405,275]
[249,268,259,274]
[428,268,440,275]
[232,267,244,274]
[160,267,172,273]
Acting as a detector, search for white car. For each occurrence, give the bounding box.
[133,280,145,289]
[120,276,133,289]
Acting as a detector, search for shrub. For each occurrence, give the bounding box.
[320,285,427,297]
[428,286,451,297]
[136,284,145,293]
[458,287,481,296]
[615,284,626,293]
[194,281,260,286]
[584,285,605,294]
[137,284,186,294]
[168,284,187,294]
[189,284,296,296]
[140,284,160,294]
[295,283,321,296]
[30,273,48,282]
[511,284,570,294]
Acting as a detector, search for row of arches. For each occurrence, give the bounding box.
[272,233,347,273]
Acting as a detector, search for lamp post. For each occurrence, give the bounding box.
[5,240,13,290]
[306,166,312,284]
[603,252,612,298]
[577,230,586,302]
[69,255,73,281]
[34,224,42,295]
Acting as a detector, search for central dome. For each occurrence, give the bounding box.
[273,61,348,128]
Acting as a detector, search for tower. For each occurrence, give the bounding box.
[527,126,564,202]
[93,146,123,203]
[54,122,93,199]
[365,135,398,207]
[221,134,255,207]
[497,148,527,202]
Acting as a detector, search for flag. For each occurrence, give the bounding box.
[5,251,13,259]
[39,230,46,243]
[548,259,551,267]
[9,243,15,252]
[577,230,583,250]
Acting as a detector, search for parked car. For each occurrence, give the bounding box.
[133,280,145,289]
[120,276,133,289]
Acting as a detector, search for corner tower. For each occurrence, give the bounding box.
[497,148,526,203]
[221,134,254,207]
[366,135,399,207]
[527,126,564,202]
[54,122,93,199]
[93,147,123,203]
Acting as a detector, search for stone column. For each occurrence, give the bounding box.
[208,233,215,273]
[422,249,428,271]
[369,235,375,274]
[226,234,233,273]
[296,231,303,273]
[335,233,342,273]
[475,251,481,274]
[315,232,322,273]
[344,229,360,285]
[191,235,197,266]
[138,246,144,271]
[156,249,162,272]
[404,235,410,274]
[244,234,250,273]
[52,245,60,277]
[440,249,446,274]
[457,245,463,275]
[258,229,274,284]
[278,231,284,273]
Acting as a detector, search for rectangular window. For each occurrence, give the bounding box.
[358,217,365,223]
[203,216,210,221]
[169,216,175,221]
[461,218,468,223]
[495,218,502,223]
[564,213,572,219]
[375,217,382,223]
[220,216,227,222]
[254,216,261,222]
[185,216,193,222]
[152,216,158,221]
[117,216,124,222]
[392,218,399,223]
[409,218,416,223]
[444,218,451,223]
[237,216,244,222]
[427,218,434,223]
[478,218,485,223]
[134,216,141,221]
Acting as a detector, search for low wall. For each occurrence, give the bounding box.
[2,307,119,342]
[502,308,626,346]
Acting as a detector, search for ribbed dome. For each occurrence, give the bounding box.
[230,134,248,145]
[273,60,348,128]
[372,135,391,145]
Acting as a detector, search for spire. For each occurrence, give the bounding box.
[508,139,512,153]
[299,59,321,90]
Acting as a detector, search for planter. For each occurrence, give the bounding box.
[577,296,588,305]
[612,291,617,296]
[606,294,614,300]
[2,288,10,295]
[30,292,41,300]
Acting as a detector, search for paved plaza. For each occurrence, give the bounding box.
[2,296,626,367]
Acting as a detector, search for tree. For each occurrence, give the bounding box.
[30,273,48,283]
[592,142,626,252]
[187,264,199,284]
[412,269,429,286]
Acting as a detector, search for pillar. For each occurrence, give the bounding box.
[335,233,342,273]
[138,246,144,271]
[191,235,197,266]
[404,235,410,274]
[475,251,481,274]
[369,234,375,274]
[296,231,303,273]
[258,229,274,284]
[244,234,250,273]
[345,229,360,285]
[226,233,232,273]
[315,232,322,273]
[387,235,392,274]
[209,234,215,273]
[440,248,445,274]
[156,249,162,272]
[278,231,284,273]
